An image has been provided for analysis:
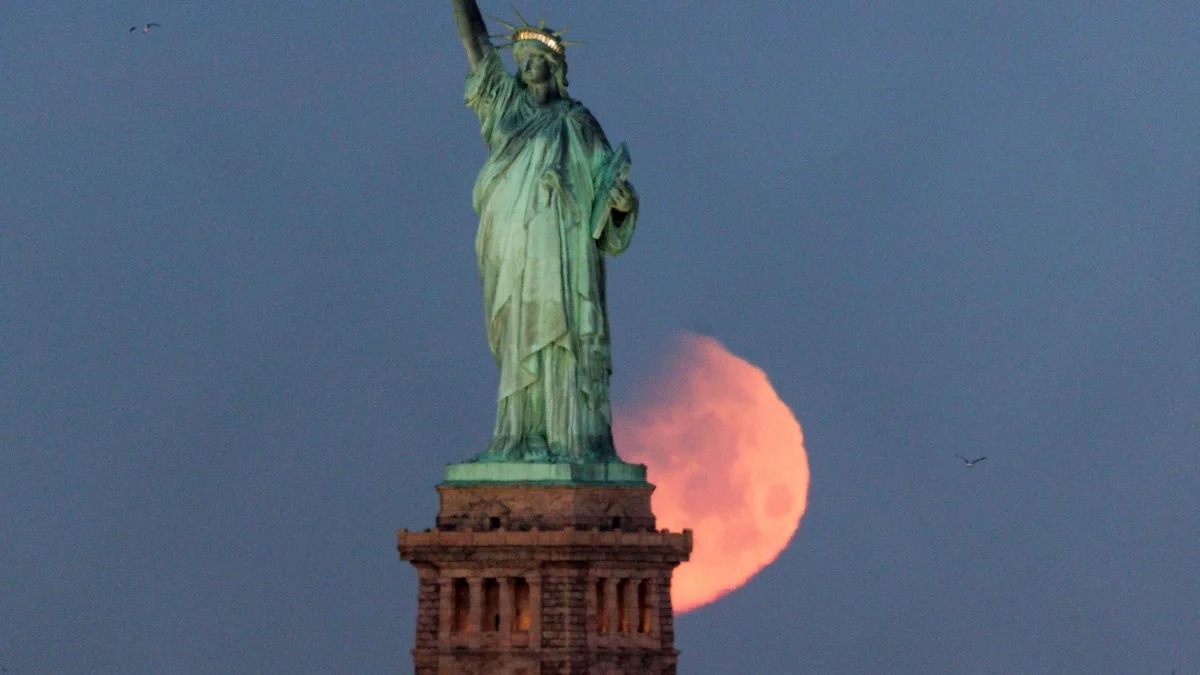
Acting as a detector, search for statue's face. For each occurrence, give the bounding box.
[519,52,552,86]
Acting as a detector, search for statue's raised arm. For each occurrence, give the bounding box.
[451,0,491,72]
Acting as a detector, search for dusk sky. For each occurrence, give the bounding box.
[2,2,1197,673]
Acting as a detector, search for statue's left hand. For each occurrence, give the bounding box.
[608,181,635,212]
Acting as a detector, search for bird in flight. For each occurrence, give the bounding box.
[955,455,986,467]
[130,23,161,34]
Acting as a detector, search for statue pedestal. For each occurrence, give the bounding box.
[398,475,691,675]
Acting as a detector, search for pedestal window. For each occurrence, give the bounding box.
[637,579,652,634]
[452,578,470,633]
[483,578,501,632]
[594,579,609,633]
[512,577,531,632]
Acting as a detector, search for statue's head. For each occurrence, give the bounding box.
[513,38,568,96]
[497,13,577,100]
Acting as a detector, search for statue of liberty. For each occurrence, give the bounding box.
[451,1,639,465]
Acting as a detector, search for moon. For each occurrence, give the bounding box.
[614,333,810,613]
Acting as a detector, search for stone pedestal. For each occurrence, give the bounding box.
[398,479,692,675]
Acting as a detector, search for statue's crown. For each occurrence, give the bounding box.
[493,9,579,58]
[511,27,564,55]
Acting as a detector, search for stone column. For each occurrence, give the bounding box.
[604,577,619,636]
[438,573,453,640]
[530,575,543,649]
[499,577,514,645]
[468,577,483,634]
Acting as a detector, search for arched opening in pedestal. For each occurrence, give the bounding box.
[513,577,531,632]
[616,579,631,633]
[483,578,501,632]
[637,580,652,634]
[452,578,470,633]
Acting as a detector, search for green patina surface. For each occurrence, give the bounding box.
[443,461,647,485]
[448,1,643,482]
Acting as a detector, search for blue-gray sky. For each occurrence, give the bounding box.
[2,2,1197,673]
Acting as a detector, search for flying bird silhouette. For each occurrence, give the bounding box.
[130,23,161,34]
[955,454,986,467]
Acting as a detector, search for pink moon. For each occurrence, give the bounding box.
[615,334,810,613]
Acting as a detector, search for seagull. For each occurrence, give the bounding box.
[130,23,161,34]
[955,454,986,467]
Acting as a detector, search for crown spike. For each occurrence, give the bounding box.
[539,15,547,30]
[491,16,519,32]
[511,5,531,28]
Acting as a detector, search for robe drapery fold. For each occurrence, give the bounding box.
[465,47,638,463]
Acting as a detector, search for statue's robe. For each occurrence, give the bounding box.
[466,47,638,462]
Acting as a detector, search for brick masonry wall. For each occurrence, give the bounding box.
[435,484,658,533]
[414,566,439,651]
